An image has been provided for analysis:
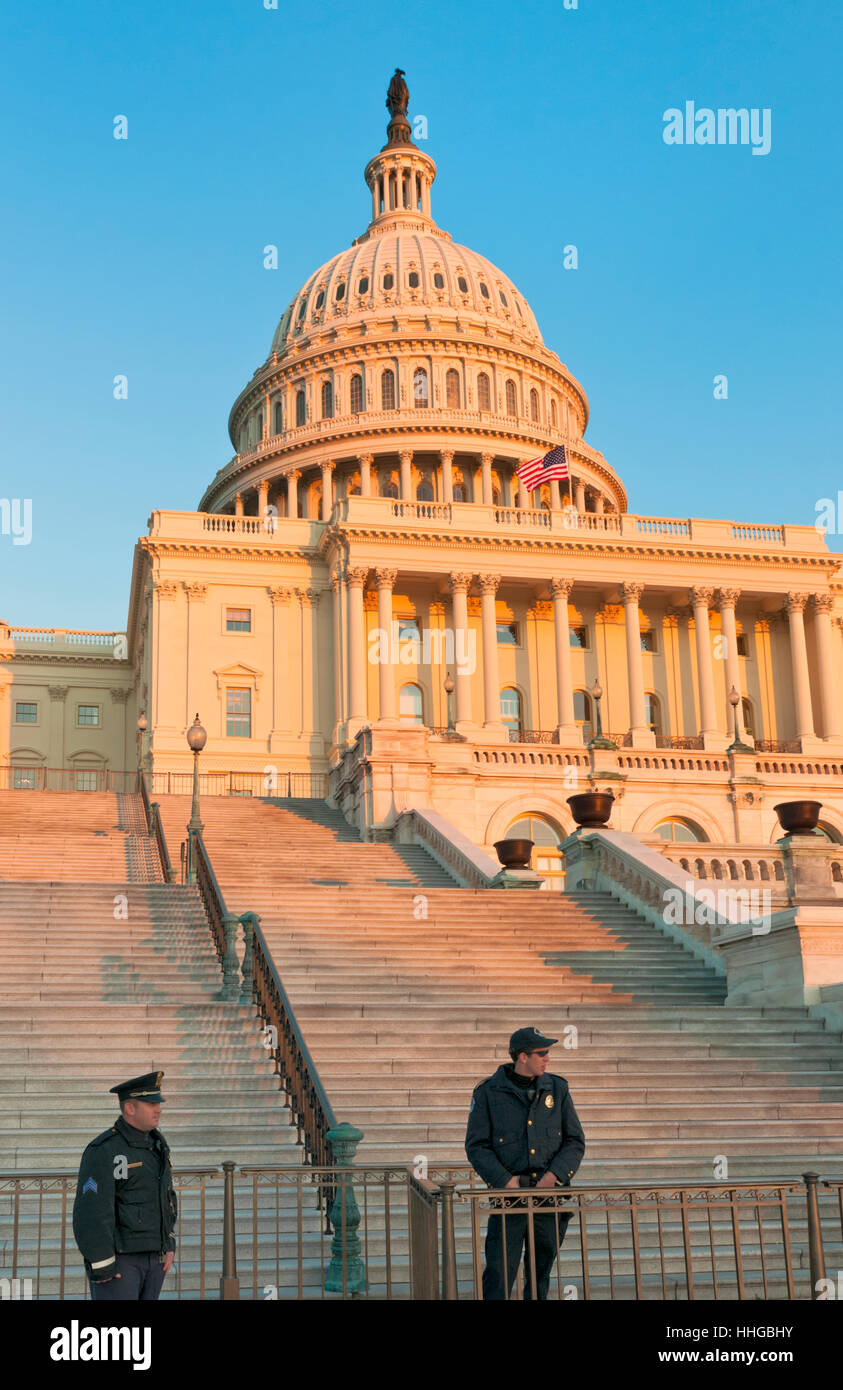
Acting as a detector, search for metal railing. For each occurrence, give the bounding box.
[2,1167,840,1301]
[146,770,329,798]
[0,766,138,793]
[138,771,176,882]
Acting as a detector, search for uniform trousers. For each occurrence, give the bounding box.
[89,1251,167,1301]
[483,1206,571,1301]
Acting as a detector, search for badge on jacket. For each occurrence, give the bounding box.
[544,1094,554,1109]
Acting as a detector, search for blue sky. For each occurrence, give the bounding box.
[1,0,841,630]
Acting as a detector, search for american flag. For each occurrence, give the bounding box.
[516,445,569,492]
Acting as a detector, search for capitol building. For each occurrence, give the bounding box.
[4,75,843,881]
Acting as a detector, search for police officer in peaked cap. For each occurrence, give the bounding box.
[465,1027,586,1300]
[72,1072,177,1300]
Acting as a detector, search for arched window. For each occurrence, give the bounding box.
[314,290,324,309]
[816,822,843,843]
[382,272,394,290]
[453,482,466,503]
[254,412,263,441]
[380,474,399,499]
[358,275,369,295]
[530,389,539,422]
[413,367,429,408]
[492,486,501,506]
[644,693,661,736]
[500,688,521,739]
[550,398,558,428]
[506,813,566,890]
[399,683,424,724]
[274,402,283,435]
[741,698,755,738]
[499,290,508,307]
[335,281,346,301]
[350,374,363,414]
[477,373,491,411]
[573,690,592,738]
[408,271,420,289]
[295,390,306,427]
[417,475,434,501]
[479,282,490,299]
[381,369,396,410]
[505,380,517,416]
[321,381,333,420]
[433,272,445,289]
[457,275,468,293]
[653,819,706,843]
[445,369,460,408]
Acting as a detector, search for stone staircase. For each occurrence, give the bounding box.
[0,792,305,1299]
[0,791,163,882]
[155,794,843,1297]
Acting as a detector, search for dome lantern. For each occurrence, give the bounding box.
[362,68,438,233]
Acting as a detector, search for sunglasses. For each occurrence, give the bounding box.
[531,1049,550,1057]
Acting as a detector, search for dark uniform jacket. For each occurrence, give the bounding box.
[465,1064,586,1188]
[72,1114,177,1281]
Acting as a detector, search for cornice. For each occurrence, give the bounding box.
[0,654,134,670]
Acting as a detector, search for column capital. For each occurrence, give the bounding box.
[346,566,370,589]
[812,593,834,615]
[183,582,208,602]
[321,459,336,474]
[154,581,179,601]
[258,478,269,493]
[718,588,741,610]
[622,581,645,603]
[690,586,715,607]
[109,687,130,704]
[398,449,413,465]
[48,685,69,702]
[478,574,501,595]
[480,451,494,466]
[374,567,399,589]
[439,448,454,465]
[786,592,811,614]
[287,469,302,482]
[449,572,474,594]
[550,578,574,600]
[358,453,374,467]
[295,587,320,608]
[267,585,293,606]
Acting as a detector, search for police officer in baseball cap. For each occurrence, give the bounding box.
[465,1027,586,1299]
[72,1072,177,1300]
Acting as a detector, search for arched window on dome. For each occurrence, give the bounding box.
[445,370,460,409]
[314,290,324,310]
[380,473,399,499]
[477,373,491,411]
[335,281,346,302]
[358,275,369,295]
[381,370,396,410]
[350,374,363,415]
[274,402,283,436]
[383,272,394,291]
[530,389,539,423]
[321,381,333,420]
[295,390,306,427]
[479,282,490,299]
[433,272,445,289]
[254,412,263,442]
[505,380,518,416]
[453,478,467,503]
[417,475,434,502]
[413,367,429,408]
[499,290,508,307]
[550,398,558,429]
[574,689,592,739]
[457,275,468,293]
[492,485,501,507]
[399,683,424,725]
[408,271,420,289]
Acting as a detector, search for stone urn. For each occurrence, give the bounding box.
[567,791,615,829]
[493,838,534,870]
[774,800,822,835]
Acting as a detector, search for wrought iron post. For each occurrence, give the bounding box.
[324,1123,366,1294]
[239,912,257,1002]
[220,1161,240,1300]
[439,1180,459,1300]
[218,913,241,1001]
[803,1171,827,1297]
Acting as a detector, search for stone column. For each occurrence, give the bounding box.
[399,450,413,501]
[786,593,816,740]
[594,494,604,515]
[690,586,718,740]
[549,479,562,511]
[449,573,474,727]
[359,454,373,498]
[517,473,530,509]
[268,586,292,743]
[320,461,334,521]
[550,578,579,742]
[152,581,180,733]
[296,588,320,738]
[575,479,586,511]
[183,583,207,733]
[330,568,346,746]
[718,588,745,740]
[286,469,300,519]
[375,568,399,724]
[257,479,269,518]
[623,582,652,744]
[480,453,494,506]
[48,685,68,768]
[479,575,504,731]
[812,595,841,740]
[440,450,454,504]
[346,568,369,730]
[234,493,244,517]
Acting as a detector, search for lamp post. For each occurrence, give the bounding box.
[727,685,754,754]
[186,713,207,883]
[589,679,616,750]
[136,712,148,775]
[443,672,455,735]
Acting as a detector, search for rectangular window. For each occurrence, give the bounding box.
[736,633,749,657]
[397,618,420,643]
[569,627,588,649]
[226,687,251,738]
[77,705,100,726]
[15,702,37,723]
[640,631,656,652]
[226,608,252,632]
[496,622,519,646]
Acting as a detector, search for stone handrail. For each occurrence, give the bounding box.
[3,626,126,648]
[392,806,501,889]
[656,844,789,892]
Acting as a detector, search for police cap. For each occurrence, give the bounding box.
[109,1071,166,1103]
